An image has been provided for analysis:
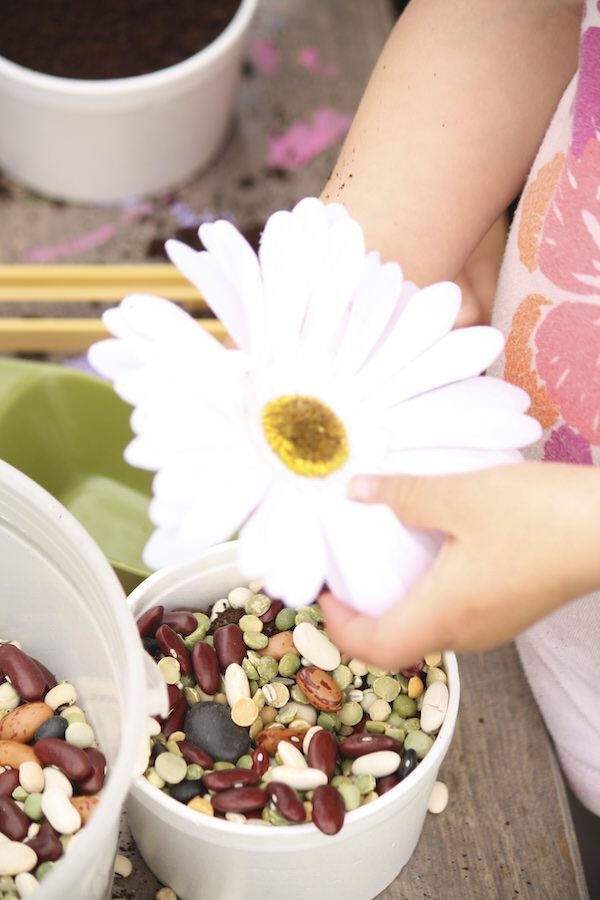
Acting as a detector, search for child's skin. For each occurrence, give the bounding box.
[319,0,600,668]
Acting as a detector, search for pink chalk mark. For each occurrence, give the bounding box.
[267,107,352,171]
[248,37,279,76]
[21,202,153,263]
[297,46,337,77]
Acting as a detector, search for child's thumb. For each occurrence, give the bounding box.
[348,473,456,532]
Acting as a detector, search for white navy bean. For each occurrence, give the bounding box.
[277,741,308,769]
[19,762,44,794]
[65,721,95,749]
[420,682,449,734]
[264,766,327,791]
[15,872,40,896]
[0,682,20,710]
[292,623,341,671]
[44,683,77,711]
[224,663,250,708]
[0,841,37,876]
[428,780,449,814]
[114,853,133,877]
[42,766,73,797]
[41,787,81,835]
[227,587,253,609]
[351,751,402,778]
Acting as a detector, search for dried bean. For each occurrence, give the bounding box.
[211,787,268,814]
[155,625,192,676]
[0,741,40,769]
[296,667,343,712]
[29,658,57,691]
[191,642,220,695]
[34,738,92,781]
[398,749,418,780]
[136,605,164,638]
[0,770,20,798]
[254,728,304,756]
[213,625,246,671]
[163,695,188,739]
[0,645,45,702]
[251,747,269,777]
[75,748,106,795]
[202,769,259,791]
[376,774,400,796]
[312,784,345,835]
[260,599,284,624]
[177,741,213,769]
[267,782,305,823]
[0,795,30,840]
[162,611,198,637]
[338,733,402,758]
[307,728,337,780]
[33,716,68,742]
[169,780,203,804]
[25,828,62,863]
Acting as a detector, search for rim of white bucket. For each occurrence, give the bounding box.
[128,541,461,842]
[0,0,259,97]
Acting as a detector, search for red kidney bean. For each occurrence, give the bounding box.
[202,768,259,792]
[30,657,57,691]
[311,784,345,835]
[213,625,246,671]
[259,599,284,624]
[155,625,192,676]
[162,611,198,637]
[338,733,403,758]
[210,787,268,814]
[25,829,62,863]
[75,747,106,795]
[191,642,220,695]
[163,694,188,738]
[166,683,182,710]
[376,774,400,796]
[267,782,306,823]
[400,660,424,677]
[0,644,46,701]
[178,741,213,769]
[353,715,369,733]
[307,728,338,779]
[0,795,29,841]
[136,605,164,639]
[0,769,20,798]
[251,747,269,777]
[34,737,92,781]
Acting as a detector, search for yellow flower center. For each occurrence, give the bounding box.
[262,394,349,477]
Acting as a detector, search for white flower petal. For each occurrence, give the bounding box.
[358,281,462,392]
[378,447,523,475]
[238,481,328,607]
[389,375,532,415]
[321,499,439,616]
[374,326,505,407]
[166,239,252,352]
[124,436,168,471]
[88,337,137,380]
[388,407,542,451]
[335,254,403,375]
[143,526,201,570]
[323,202,349,225]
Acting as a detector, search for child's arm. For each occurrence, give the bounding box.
[322,0,582,324]
[320,462,600,668]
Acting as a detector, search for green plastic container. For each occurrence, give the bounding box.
[0,357,153,591]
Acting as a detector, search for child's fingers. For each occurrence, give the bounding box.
[349,474,460,534]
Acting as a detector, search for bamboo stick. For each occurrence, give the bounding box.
[0,317,226,353]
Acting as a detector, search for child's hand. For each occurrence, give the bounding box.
[320,462,600,669]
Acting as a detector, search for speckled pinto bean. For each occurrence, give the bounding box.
[267,782,306,823]
[311,784,345,835]
[155,625,192,676]
[178,741,213,769]
[191,641,220,695]
[213,624,246,671]
[0,740,40,768]
[307,728,338,779]
[210,787,269,814]
[255,728,305,755]
[75,748,106,795]
[0,769,20,798]
[0,701,53,743]
[0,644,46,701]
[136,605,164,638]
[296,667,343,712]
[202,768,259,791]
[163,694,188,738]
[70,794,100,824]
[338,733,403,758]
[0,795,29,841]
[34,737,92,781]
[162,610,198,636]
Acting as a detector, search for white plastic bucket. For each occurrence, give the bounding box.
[127,542,460,900]
[0,0,259,203]
[0,459,167,899]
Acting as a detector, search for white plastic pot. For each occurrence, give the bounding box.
[0,0,259,203]
[127,542,460,900]
[0,459,167,899]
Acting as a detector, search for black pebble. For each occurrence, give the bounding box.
[184,702,250,763]
[398,748,418,781]
[34,715,68,742]
[169,779,204,804]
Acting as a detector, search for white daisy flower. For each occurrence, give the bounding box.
[88,197,541,615]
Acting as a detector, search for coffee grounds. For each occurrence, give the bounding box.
[0,0,241,80]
